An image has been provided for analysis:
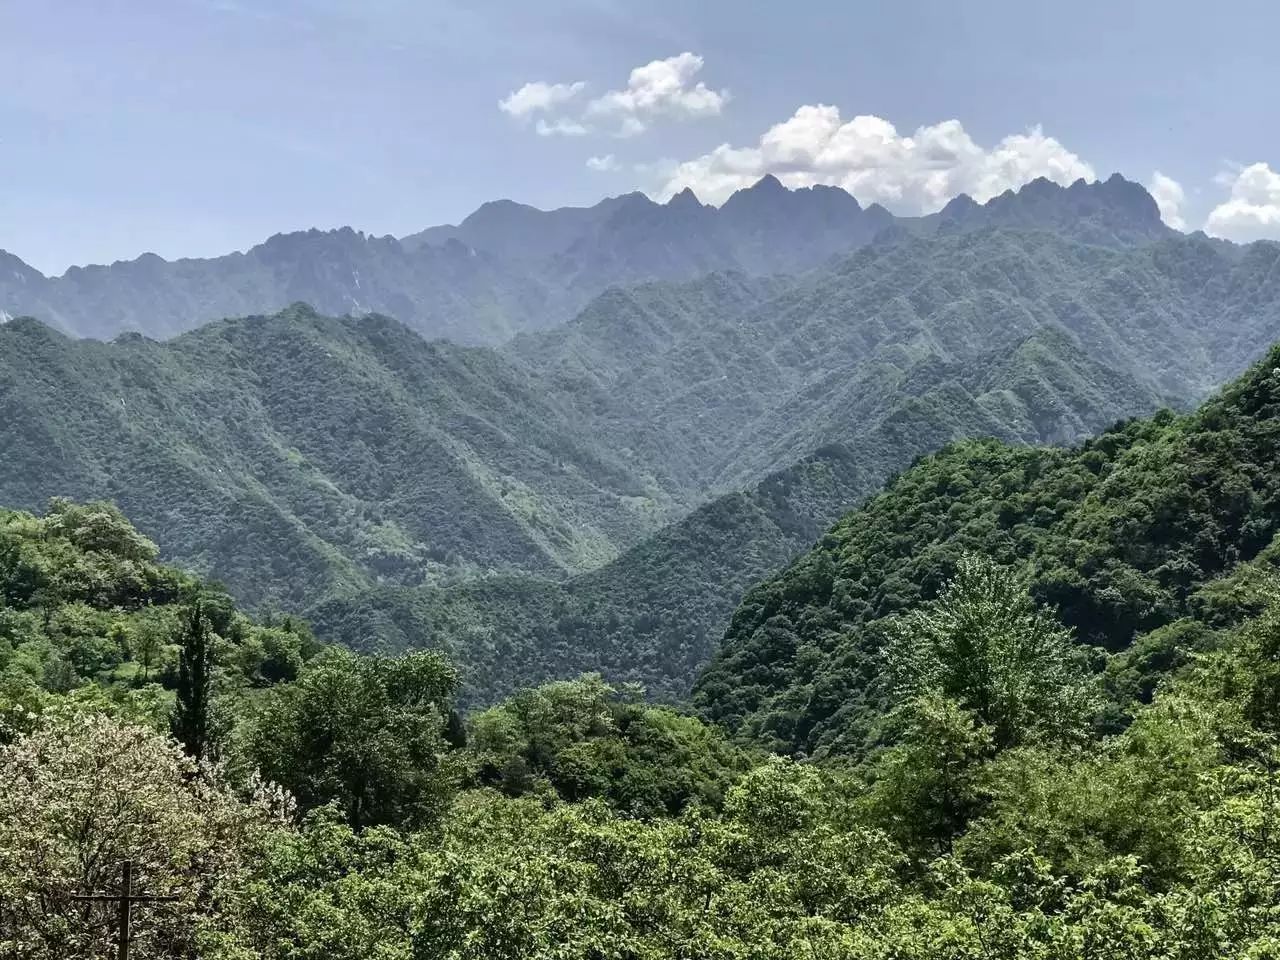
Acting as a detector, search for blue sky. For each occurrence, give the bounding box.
[4,0,1280,273]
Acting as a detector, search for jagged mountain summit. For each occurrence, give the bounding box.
[934,173,1169,246]
[1,174,1172,345]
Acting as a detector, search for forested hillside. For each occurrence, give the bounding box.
[315,326,1168,703]
[0,305,688,608]
[0,499,325,738]
[4,223,1280,703]
[697,342,1280,757]
[513,227,1279,491]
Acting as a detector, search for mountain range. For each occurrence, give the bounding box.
[11,198,1280,960]
[1,174,1170,345]
[4,173,1279,703]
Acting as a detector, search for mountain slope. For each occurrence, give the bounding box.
[313,328,1170,704]
[0,306,684,607]
[0,230,562,345]
[932,173,1170,246]
[694,343,1280,758]
[513,228,1280,492]
[5,222,1280,706]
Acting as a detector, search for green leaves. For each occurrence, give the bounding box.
[242,649,461,830]
[884,555,1097,751]
[701,342,1280,758]
[467,675,751,816]
[171,601,214,761]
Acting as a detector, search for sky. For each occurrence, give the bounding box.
[3,0,1280,274]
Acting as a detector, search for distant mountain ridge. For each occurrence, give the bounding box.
[934,173,1167,246]
[1,174,1172,345]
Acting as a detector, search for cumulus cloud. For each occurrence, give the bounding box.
[1148,171,1187,230]
[656,105,1096,210]
[1205,162,1280,242]
[498,52,726,138]
[586,154,620,172]
[498,80,586,119]
[585,52,727,135]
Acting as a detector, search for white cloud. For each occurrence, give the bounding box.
[1148,171,1187,230]
[617,116,646,139]
[535,117,587,137]
[498,80,586,119]
[585,52,728,135]
[1205,162,1280,242]
[586,154,619,172]
[498,52,726,138]
[656,104,1096,210]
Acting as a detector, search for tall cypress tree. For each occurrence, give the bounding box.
[171,599,213,761]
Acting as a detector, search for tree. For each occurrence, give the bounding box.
[131,620,164,685]
[0,712,268,958]
[884,554,1097,751]
[865,692,994,858]
[171,601,213,761]
[468,675,749,816]
[243,650,460,829]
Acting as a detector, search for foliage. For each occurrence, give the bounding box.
[883,555,1097,751]
[0,500,322,749]
[232,761,906,960]
[863,692,995,860]
[467,674,752,816]
[6,466,1280,955]
[171,600,214,760]
[228,624,1280,958]
[240,649,461,830]
[0,711,274,959]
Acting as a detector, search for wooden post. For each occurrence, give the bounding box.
[71,859,178,960]
[116,860,132,960]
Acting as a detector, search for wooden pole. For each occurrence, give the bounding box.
[70,859,178,960]
[117,860,132,960]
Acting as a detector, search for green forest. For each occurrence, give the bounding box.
[5,341,1280,957]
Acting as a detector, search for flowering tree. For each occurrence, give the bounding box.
[0,711,272,959]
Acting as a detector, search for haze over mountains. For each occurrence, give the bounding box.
[1,173,1169,346]
[4,173,1279,702]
